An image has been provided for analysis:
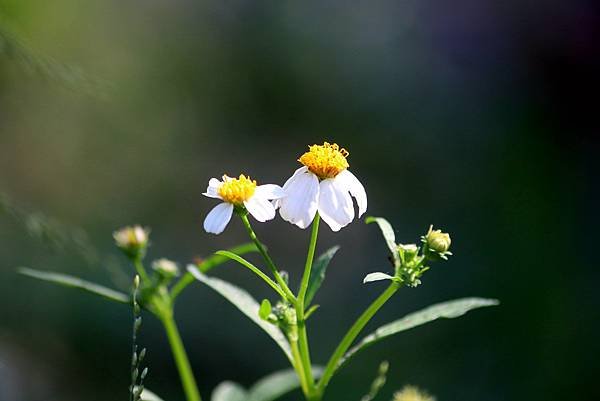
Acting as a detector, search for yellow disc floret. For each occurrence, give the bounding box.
[298,142,349,179]
[218,174,257,204]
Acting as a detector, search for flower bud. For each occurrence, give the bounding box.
[152,258,180,278]
[397,243,419,265]
[422,225,452,260]
[425,225,451,252]
[113,225,149,259]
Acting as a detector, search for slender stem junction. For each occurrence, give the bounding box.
[239,213,296,301]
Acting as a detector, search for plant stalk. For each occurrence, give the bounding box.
[296,214,321,396]
[160,311,202,401]
[315,281,400,397]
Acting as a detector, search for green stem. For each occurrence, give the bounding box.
[216,250,286,298]
[160,311,202,401]
[133,257,150,283]
[296,214,321,395]
[239,213,296,302]
[171,272,194,301]
[316,282,400,396]
[290,338,310,395]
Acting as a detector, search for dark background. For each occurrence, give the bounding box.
[1,1,598,400]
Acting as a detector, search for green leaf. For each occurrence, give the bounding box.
[140,388,165,401]
[305,246,340,306]
[248,368,323,401]
[259,299,272,320]
[365,217,399,267]
[363,272,395,283]
[211,381,248,401]
[340,297,499,367]
[188,266,292,363]
[17,267,129,304]
[198,243,259,273]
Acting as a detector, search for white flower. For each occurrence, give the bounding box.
[113,225,150,257]
[203,174,286,234]
[152,258,180,277]
[277,142,367,231]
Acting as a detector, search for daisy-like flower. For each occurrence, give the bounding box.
[203,174,286,234]
[277,142,367,231]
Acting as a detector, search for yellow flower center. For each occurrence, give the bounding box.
[218,174,257,204]
[298,142,349,179]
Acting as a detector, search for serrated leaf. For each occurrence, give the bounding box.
[362,272,395,283]
[365,217,399,267]
[340,297,499,368]
[188,266,292,363]
[17,267,129,303]
[259,299,272,320]
[305,246,339,306]
[248,368,323,401]
[211,381,248,401]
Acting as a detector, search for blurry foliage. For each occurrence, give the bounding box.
[0,191,99,265]
[0,21,109,96]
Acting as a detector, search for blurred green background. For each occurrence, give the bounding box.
[1,1,598,400]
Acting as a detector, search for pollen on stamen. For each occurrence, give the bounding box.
[218,174,257,204]
[298,142,349,179]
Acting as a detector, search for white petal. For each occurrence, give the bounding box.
[278,169,319,229]
[203,203,234,234]
[318,179,354,232]
[244,196,276,222]
[284,166,309,185]
[254,184,286,200]
[337,170,367,217]
[203,178,223,199]
[274,166,308,209]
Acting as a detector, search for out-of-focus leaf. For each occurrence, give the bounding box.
[305,246,339,306]
[139,388,164,401]
[17,267,129,303]
[340,297,499,367]
[211,381,247,401]
[188,266,292,362]
[365,217,399,267]
[362,272,395,283]
[248,368,323,401]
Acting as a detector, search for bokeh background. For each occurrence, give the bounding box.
[1,1,598,400]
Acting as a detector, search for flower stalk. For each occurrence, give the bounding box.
[316,281,401,397]
[295,214,321,397]
[159,309,202,401]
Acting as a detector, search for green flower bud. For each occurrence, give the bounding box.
[421,225,452,261]
[425,225,451,253]
[272,301,297,340]
[113,225,150,259]
[397,243,419,265]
